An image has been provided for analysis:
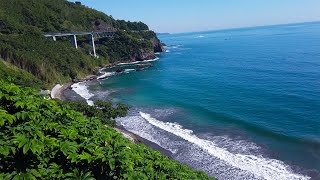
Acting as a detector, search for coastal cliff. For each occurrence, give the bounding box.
[0,0,164,87]
[152,37,166,53]
[0,0,215,179]
[92,19,164,61]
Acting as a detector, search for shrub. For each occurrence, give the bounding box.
[0,81,214,179]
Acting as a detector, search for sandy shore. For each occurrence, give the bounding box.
[50,65,172,158]
[50,74,98,100]
[115,125,172,158]
[51,82,73,100]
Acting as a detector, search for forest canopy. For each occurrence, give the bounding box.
[0,0,162,87]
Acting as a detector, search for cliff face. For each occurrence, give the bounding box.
[134,49,155,61]
[129,37,164,61]
[152,37,165,53]
[135,37,164,61]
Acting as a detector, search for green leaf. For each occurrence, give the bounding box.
[67,153,79,163]
[23,142,30,154]
[79,152,92,163]
[0,118,4,126]
[109,158,115,171]
[60,141,78,156]
[0,145,10,156]
[0,109,16,125]
[13,134,29,148]
[30,139,43,154]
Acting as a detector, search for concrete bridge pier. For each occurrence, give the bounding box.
[44,31,115,58]
[90,34,97,58]
[71,35,78,49]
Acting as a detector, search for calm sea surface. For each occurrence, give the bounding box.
[71,22,320,180]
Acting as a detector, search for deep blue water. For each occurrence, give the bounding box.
[79,22,320,180]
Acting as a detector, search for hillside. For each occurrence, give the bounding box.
[0,60,43,88]
[0,0,164,87]
[0,1,217,179]
[0,81,214,179]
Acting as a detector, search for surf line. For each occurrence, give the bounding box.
[139,112,310,180]
[71,82,94,106]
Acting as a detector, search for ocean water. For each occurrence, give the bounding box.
[70,22,320,180]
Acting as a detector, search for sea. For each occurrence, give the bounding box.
[65,22,320,180]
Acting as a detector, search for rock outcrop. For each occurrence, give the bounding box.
[152,37,165,53]
[136,49,155,61]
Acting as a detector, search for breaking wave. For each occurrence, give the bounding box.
[71,82,94,106]
[138,112,310,180]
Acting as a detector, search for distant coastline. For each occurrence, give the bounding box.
[157,32,171,35]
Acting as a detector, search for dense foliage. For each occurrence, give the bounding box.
[0,34,107,85]
[61,100,129,127]
[0,81,214,179]
[116,20,149,31]
[96,31,154,63]
[0,0,162,87]
[0,1,208,179]
[0,0,148,34]
[0,60,43,89]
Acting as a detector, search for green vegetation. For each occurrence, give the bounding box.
[96,31,154,63]
[0,60,43,89]
[0,81,214,179]
[0,0,163,87]
[0,34,106,85]
[0,1,213,179]
[60,100,129,127]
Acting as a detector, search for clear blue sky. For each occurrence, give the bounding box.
[70,0,320,33]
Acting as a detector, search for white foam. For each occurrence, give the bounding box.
[197,35,205,38]
[116,112,258,179]
[117,57,160,65]
[117,61,141,65]
[144,57,160,62]
[97,72,116,80]
[71,82,94,106]
[139,112,310,180]
[124,69,136,73]
[168,45,183,49]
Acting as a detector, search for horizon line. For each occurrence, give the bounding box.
[158,20,320,35]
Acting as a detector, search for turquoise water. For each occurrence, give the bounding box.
[83,22,320,179]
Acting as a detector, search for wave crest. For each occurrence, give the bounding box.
[139,112,310,180]
[71,82,94,106]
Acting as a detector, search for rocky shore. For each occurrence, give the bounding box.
[50,58,172,158]
[115,126,172,158]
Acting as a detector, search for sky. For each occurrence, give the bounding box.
[70,0,320,33]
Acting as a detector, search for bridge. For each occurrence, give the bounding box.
[44,31,115,58]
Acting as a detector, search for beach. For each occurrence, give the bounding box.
[51,23,320,179]
[49,58,174,159]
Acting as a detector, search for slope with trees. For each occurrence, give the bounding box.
[0,0,164,87]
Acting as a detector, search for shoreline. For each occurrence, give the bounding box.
[50,82,73,100]
[50,56,162,100]
[50,57,173,158]
[48,55,317,179]
[115,125,172,158]
[49,58,156,99]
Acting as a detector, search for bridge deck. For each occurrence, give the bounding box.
[44,31,116,58]
[44,31,115,37]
